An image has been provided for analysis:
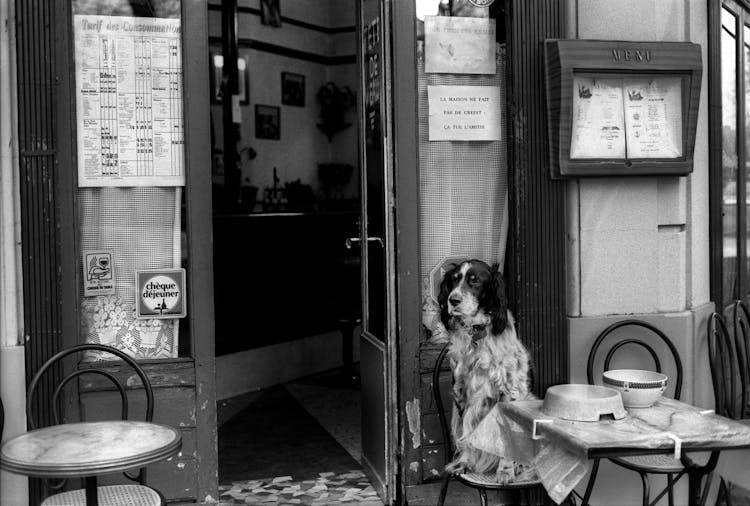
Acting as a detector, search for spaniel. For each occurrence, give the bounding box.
[438,259,535,483]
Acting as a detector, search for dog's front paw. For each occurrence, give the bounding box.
[445,460,469,475]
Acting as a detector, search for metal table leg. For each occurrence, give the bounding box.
[85,476,98,506]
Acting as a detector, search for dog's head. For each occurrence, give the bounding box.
[438,259,508,335]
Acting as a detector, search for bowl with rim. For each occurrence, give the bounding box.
[602,369,667,408]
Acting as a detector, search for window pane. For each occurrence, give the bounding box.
[415,2,510,340]
[722,6,739,304]
[73,0,187,359]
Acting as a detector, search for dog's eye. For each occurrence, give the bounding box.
[468,275,478,283]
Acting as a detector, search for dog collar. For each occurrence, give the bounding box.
[469,324,487,344]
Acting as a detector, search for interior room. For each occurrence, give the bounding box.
[207,1,374,503]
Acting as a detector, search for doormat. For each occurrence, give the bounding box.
[218,470,382,505]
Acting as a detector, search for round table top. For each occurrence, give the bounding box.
[0,420,182,478]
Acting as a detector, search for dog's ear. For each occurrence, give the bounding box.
[488,266,508,335]
[438,263,457,329]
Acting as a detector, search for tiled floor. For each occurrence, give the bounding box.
[218,470,381,505]
[217,368,380,505]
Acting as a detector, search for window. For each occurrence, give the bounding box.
[713,1,750,312]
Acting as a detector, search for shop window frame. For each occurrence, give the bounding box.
[710,0,750,313]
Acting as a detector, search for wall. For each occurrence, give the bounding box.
[0,0,28,502]
[208,0,359,204]
[565,1,713,504]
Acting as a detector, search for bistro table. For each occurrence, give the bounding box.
[0,420,182,506]
[466,396,750,506]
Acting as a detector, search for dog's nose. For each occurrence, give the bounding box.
[449,296,461,307]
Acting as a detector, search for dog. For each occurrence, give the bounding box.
[438,259,535,483]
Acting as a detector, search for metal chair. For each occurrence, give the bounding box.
[584,319,688,506]
[708,311,745,506]
[432,343,546,506]
[732,300,750,419]
[27,343,164,506]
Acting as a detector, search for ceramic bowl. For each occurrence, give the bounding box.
[602,369,667,408]
[542,384,626,421]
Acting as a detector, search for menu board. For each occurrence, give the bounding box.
[74,15,185,187]
[570,75,682,160]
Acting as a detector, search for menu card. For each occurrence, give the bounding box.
[570,75,683,160]
[623,77,683,158]
[74,15,185,187]
[570,77,626,159]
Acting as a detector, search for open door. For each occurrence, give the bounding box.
[357,0,397,503]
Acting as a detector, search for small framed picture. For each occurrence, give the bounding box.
[255,105,280,140]
[281,72,305,107]
[209,54,249,105]
[260,0,282,27]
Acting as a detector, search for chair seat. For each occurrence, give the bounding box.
[611,453,685,473]
[457,471,542,489]
[41,484,161,506]
[611,450,714,474]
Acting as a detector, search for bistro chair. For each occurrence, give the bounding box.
[432,343,546,506]
[27,343,164,506]
[733,300,750,419]
[585,319,687,506]
[707,311,746,505]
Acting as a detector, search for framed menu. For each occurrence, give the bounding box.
[570,75,683,160]
[544,39,702,178]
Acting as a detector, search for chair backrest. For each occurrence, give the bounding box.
[586,319,683,400]
[432,344,453,464]
[26,343,154,430]
[733,300,750,418]
[708,312,742,419]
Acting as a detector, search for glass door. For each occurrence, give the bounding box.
[357,0,396,502]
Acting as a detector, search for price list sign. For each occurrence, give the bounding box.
[74,15,185,187]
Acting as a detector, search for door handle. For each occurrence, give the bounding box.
[345,237,384,249]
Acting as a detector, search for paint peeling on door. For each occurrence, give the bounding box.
[405,398,421,448]
[409,461,419,472]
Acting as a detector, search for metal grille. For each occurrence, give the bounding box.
[506,0,568,396]
[16,0,62,503]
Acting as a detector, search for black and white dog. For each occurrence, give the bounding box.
[438,259,534,482]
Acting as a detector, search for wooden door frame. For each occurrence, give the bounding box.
[52,0,218,501]
[392,0,568,499]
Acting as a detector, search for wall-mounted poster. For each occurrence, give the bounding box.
[427,85,501,141]
[424,16,496,75]
[74,15,185,187]
[255,105,280,140]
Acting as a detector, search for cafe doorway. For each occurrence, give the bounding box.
[206,1,376,503]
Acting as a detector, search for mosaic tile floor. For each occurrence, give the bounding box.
[218,470,382,505]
